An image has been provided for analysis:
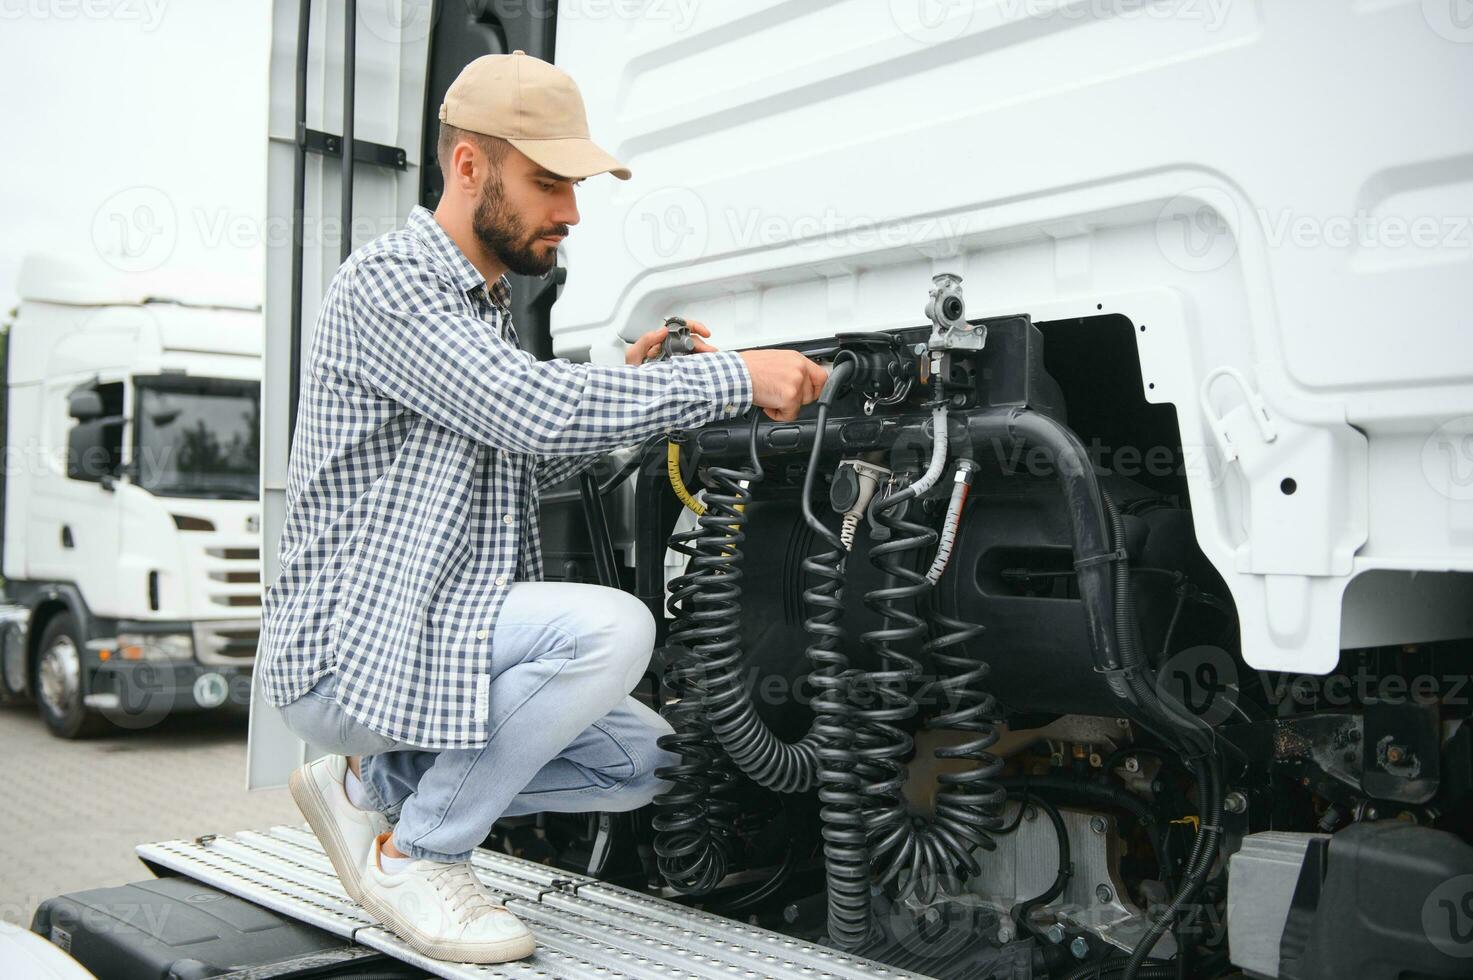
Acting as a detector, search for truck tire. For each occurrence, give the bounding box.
[33,613,108,739]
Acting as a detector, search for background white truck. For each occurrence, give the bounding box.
[0,254,264,739]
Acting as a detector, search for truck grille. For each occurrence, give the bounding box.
[206,546,261,609]
[193,620,259,665]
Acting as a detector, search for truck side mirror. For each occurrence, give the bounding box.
[68,389,104,420]
[67,417,123,484]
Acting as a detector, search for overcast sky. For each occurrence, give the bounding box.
[0,3,271,313]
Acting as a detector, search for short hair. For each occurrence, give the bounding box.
[436,122,510,177]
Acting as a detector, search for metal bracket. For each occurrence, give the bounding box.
[297,125,408,171]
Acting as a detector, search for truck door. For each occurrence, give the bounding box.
[27,377,125,613]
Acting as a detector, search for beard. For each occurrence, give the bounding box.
[471,172,564,278]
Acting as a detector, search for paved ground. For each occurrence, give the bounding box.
[0,699,302,929]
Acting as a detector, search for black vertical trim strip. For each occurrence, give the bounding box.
[578,471,618,588]
[286,0,311,450]
[340,0,357,263]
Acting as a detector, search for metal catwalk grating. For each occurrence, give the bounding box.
[136,825,934,980]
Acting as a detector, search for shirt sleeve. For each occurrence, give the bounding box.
[346,253,753,455]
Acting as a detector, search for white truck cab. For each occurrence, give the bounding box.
[0,254,263,738]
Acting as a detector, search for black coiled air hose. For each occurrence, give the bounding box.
[854,411,1003,906]
[922,595,1006,881]
[700,412,827,793]
[853,476,930,892]
[796,357,875,948]
[652,487,738,894]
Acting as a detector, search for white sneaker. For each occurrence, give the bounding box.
[288,755,389,903]
[359,832,536,964]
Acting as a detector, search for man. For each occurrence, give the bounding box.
[256,51,827,964]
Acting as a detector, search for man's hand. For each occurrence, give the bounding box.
[738,349,829,421]
[627,319,718,365]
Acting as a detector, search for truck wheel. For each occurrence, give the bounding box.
[33,614,108,739]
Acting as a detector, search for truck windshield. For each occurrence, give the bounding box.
[133,377,260,499]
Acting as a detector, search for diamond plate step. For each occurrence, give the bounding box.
[136,825,932,980]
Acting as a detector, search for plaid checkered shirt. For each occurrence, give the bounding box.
[258,206,752,748]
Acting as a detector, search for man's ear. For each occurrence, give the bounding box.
[448,140,482,194]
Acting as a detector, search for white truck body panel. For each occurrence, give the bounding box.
[548,1,1473,675]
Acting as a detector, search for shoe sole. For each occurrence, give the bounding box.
[288,765,366,904]
[356,885,537,964]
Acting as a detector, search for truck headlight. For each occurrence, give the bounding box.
[115,632,195,661]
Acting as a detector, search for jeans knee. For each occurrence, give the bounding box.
[590,590,656,692]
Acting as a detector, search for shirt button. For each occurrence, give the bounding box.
[502,514,513,525]
[495,574,508,586]
[724,403,735,414]
[476,628,490,640]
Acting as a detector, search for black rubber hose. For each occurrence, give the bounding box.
[921,570,1006,876]
[854,471,933,895]
[1002,410,1123,683]
[1006,792,1072,936]
[1097,493,1225,980]
[797,357,875,947]
[1122,758,1222,980]
[700,412,826,792]
[652,505,737,894]
[853,407,1003,907]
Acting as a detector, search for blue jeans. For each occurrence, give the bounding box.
[279,582,677,862]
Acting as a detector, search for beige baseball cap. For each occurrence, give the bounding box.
[439,50,631,181]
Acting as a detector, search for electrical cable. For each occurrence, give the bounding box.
[667,439,706,516]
